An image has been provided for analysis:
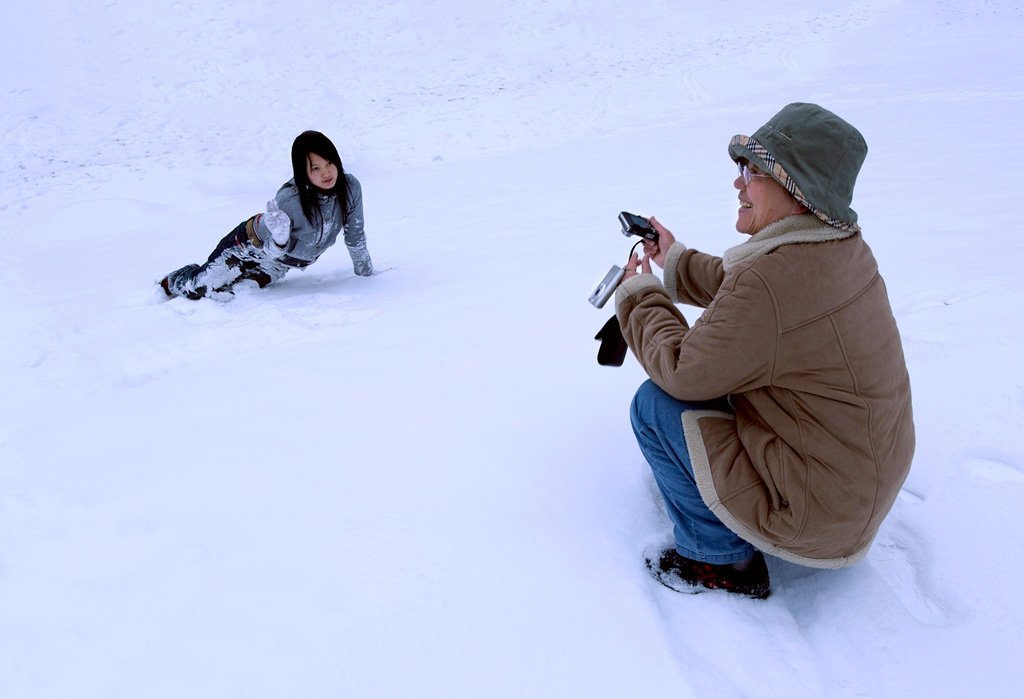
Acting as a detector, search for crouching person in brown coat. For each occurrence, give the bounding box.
[617,103,914,599]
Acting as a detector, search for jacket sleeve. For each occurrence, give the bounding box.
[663,241,726,307]
[342,176,365,247]
[342,176,372,275]
[615,265,777,402]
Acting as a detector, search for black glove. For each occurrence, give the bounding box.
[595,315,628,366]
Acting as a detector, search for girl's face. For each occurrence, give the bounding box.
[306,152,338,192]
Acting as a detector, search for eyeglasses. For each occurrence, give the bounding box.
[737,161,772,185]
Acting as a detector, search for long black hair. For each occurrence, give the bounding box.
[290,130,349,226]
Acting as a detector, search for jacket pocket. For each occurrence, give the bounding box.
[741,422,787,511]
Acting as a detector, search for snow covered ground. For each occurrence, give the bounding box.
[3,1,1024,697]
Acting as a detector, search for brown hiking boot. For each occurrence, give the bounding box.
[645,549,770,599]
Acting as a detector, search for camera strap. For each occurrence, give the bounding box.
[627,239,644,266]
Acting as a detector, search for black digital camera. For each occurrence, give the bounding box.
[618,211,659,242]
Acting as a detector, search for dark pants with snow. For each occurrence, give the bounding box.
[165,218,285,299]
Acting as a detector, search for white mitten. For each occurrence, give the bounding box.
[265,199,291,247]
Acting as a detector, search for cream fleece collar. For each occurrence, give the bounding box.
[722,214,856,271]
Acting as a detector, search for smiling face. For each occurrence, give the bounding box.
[306,152,338,192]
[734,162,806,235]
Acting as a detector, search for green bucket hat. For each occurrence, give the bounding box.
[728,103,867,232]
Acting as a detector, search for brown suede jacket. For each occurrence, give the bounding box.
[615,214,915,568]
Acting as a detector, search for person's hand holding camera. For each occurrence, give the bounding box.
[644,216,676,268]
[624,215,676,280]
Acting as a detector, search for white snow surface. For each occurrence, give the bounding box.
[3,1,1024,697]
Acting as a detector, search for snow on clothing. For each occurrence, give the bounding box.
[615,213,915,569]
[165,173,371,298]
[254,173,370,271]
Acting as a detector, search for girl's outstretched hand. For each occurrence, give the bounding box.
[265,199,291,247]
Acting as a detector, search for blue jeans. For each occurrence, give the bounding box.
[630,380,755,564]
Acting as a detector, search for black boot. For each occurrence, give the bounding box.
[163,264,207,300]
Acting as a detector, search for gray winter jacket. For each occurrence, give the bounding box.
[255,172,371,273]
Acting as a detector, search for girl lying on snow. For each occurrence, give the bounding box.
[160,130,373,299]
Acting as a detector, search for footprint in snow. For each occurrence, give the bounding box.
[966,456,1024,484]
[870,517,961,627]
